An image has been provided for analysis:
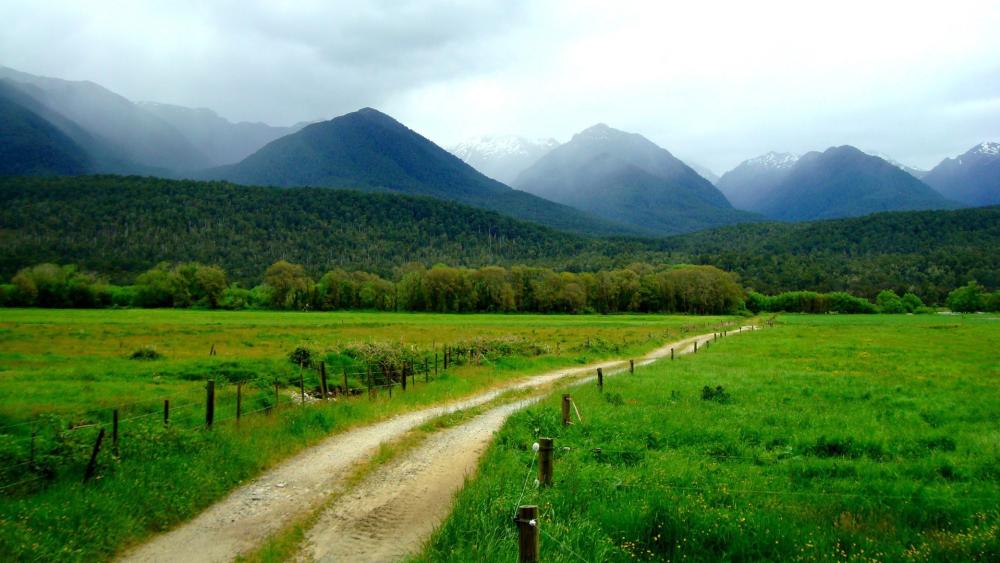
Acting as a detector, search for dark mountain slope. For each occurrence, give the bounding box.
[0,90,90,176]
[0,66,211,171]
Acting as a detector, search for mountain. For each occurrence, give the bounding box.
[0,87,91,176]
[716,152,799,211]
[863,150,927,179]
[686,161,720,185]
[205,108,632,236]
[513,124,756,235]
[137,102,308,166]
[450,135,559,185]
[922,142,1000,207]
[0,66,210,171]
[754,146,958,221]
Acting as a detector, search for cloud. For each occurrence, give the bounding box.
[2,0,998,170]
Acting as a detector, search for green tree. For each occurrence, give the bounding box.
[946,282,985,312]
[263,260,313,310]
[876,290,905,314]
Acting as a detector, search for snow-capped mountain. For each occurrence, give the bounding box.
[716,152,799,210]
[923,142,1000,206]
[450,135,559,185]
[863,150,928,179]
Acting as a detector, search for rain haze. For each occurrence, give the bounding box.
[3,0,999,172]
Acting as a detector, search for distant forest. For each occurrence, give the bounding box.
[0,175,997,303]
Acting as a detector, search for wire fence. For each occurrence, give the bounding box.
[0,358,442,496]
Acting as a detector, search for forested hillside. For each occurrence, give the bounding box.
[665,206,1000,300]
[0,175,647,283]
[1,176,997,302]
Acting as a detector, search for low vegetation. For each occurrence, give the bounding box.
[417,315,1000,561]
[0,309,731,561]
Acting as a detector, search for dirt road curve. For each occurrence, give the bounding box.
[118,326,754,563]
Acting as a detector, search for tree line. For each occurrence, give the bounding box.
[4,260,998,314]
[0,261,745,314]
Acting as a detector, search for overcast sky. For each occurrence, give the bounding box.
[3,0,999,172]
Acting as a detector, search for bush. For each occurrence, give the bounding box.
[288,346,313,368]
[129,346,163,360]
[876,290,906,314]
[827,292,877,314]
[901,292,925,313]
[946,282,985,312]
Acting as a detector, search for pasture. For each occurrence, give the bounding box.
[417,314,1000,562]
[0,308,731,561]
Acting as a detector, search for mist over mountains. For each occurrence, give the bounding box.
[0,64,996,240]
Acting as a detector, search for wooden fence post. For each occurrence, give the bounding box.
[597,367,604,391]
[83,428,105,482]
[670,347,675,360]
[112,409,119,457]
[538,438,553,486]
[205,380,215,428]
[694,340,698,353]
[561,394,571,426]
[424,358,429,382]
[434,352,439,375]
[367,365,373,399]
[343,366,349,396]
[516,505,539,562]
[320,361,328,399]
[629,359,634,374]
[401,365,408,392]
[163,399,169,427]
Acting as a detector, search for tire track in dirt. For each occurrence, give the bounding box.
[117,326,755,562]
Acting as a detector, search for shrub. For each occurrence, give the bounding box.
[946,281,985,312]
[700,385,731,403]
[129,346,163,360]
[876,290,906,314]
[288,346,313,368]
[827,292,877,314]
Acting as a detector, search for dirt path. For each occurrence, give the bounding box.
[118,326,754,563]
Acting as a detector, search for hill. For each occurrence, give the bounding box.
[922,142,1000,206]
[204,108,630,236]
[0,176,995,302]
[753,145,957,221]
[0,175,635,283]
[0,88,91,176]
[513,124,758,235]
[664,206,1000,300]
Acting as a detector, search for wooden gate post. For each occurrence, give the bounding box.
[538,438,553,486]
[516,505,539,562]
[561,394,571,426]
[205,380,215,428]
[83,428,105,482]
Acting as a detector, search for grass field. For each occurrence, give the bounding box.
[0,309,733,561]
[416,314,1000,562]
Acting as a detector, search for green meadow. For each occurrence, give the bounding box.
[0,308,731,561]
[416,314,1000,562]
